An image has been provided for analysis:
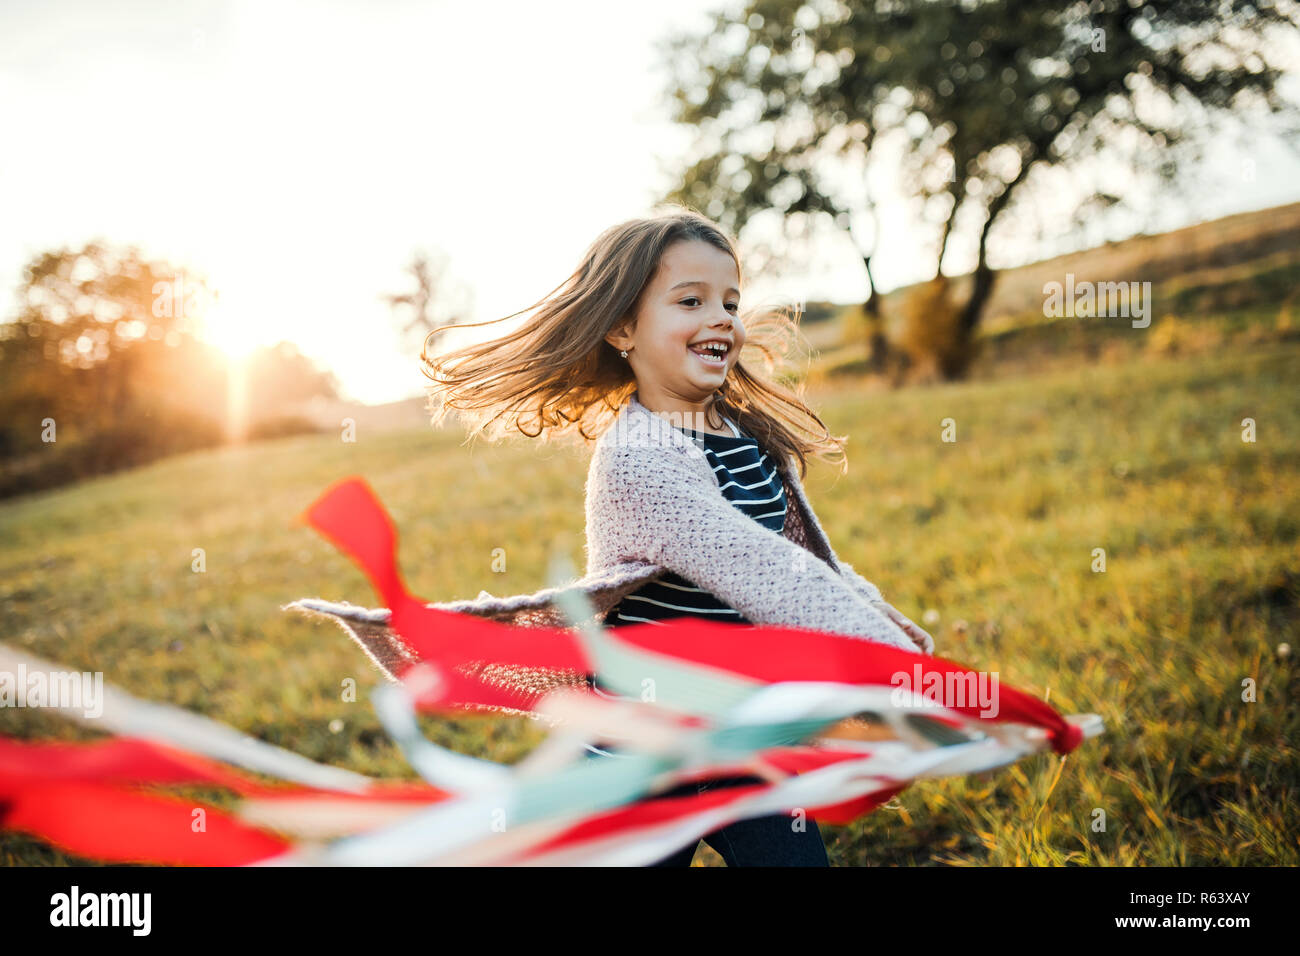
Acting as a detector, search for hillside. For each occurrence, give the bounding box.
[2,330,1296,865]
[811,201,1300,383]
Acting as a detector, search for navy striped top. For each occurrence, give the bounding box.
[605,414,787,628]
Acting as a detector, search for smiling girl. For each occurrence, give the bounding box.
[421,207,933,866]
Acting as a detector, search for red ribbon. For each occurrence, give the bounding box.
[301,477,1085,755]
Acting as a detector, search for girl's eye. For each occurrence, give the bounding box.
[680,297,741,313]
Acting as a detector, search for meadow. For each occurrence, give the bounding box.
[1,324,1296,865]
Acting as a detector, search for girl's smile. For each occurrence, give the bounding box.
[687,337,732,369]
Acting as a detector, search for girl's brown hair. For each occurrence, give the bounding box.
[420,206,848,478]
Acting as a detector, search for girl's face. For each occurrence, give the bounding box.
[606,239,744,415]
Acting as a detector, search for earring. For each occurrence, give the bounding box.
[620,350,628,358]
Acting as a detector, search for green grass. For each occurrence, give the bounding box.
[2,338,1297,866]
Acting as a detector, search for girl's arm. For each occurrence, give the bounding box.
[588,444,920,652]
[820,554,934,654]
[832,558,885,604]
[781,458,934,654]
[865,598,934,654]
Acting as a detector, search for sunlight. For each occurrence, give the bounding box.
[195,278,271,361]
[224,349,249,443]
[190,282,254,441]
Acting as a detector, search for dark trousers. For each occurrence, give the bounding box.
[586,748,829,867]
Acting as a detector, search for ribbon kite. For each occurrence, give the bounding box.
[0,477,1101,865]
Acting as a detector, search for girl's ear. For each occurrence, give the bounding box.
[604,317,634,352]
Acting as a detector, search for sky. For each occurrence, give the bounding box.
[3,0,1299,404]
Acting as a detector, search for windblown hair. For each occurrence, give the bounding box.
[421,205,848,478]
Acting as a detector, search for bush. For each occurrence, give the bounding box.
[895,276,982,381]
[0,410,224,499]
[245,416,325,441]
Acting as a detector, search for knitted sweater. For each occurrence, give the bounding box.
[288,389,919,687]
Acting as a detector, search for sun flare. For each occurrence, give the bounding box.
[196,286,267,362]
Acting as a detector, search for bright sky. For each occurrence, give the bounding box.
[3,0,1298,403]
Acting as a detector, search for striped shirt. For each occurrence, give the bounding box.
[605,414,787,628]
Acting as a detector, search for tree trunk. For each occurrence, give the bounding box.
[958,261,997,337]
[942,147,1044,379]
[862,254,890,373]
[943,181,1016,378]
[940,262,995,380]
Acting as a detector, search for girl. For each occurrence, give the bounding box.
[419,207,934,866]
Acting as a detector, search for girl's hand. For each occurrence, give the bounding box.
[871,600,934,654]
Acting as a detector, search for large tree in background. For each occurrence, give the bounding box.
[657,0,1300,378]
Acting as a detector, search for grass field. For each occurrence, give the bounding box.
[1,332,1297,866]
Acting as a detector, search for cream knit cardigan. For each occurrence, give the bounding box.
[288,390,921,685]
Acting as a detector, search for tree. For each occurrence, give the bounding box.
[243,341,341,413]
[382,248,474,357]
[656,0,1300,378]
[0,242,339,494]
[0,241,203,441]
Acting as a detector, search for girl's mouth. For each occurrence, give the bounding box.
[688,341,730,368]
